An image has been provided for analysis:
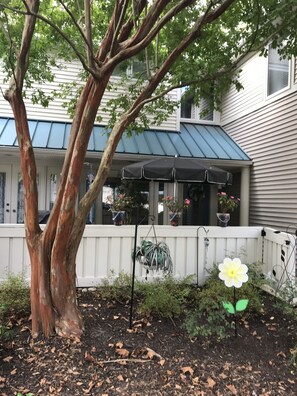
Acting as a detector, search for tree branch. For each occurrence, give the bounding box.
[121,0,236,119]
[117,0,147,42]
[120,0,195,51]
[0,1,101,78]
[57,0,98,68]
[110,0,130,56]
[84,0,94,68]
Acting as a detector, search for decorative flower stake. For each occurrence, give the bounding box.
[218,257,249,336]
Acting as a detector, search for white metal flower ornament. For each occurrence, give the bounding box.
[218,257,249,336]
[218,257,248,288]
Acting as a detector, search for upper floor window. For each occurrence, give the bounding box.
[180,91,213,121]
[267,44,289,97]
[112,59,147,78]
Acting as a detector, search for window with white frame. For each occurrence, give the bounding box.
[180,91,213,121]
[267,44,289,97]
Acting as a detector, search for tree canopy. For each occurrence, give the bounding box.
[1,0,295,121]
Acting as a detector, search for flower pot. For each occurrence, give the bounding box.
[112,211,125,226]
[169,212,181,226]
[216,213,230,227]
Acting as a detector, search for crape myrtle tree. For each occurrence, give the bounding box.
[0,0,291,338]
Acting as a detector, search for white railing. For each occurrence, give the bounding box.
[0,225,295,287]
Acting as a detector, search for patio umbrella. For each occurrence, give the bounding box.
[122,157,232,185]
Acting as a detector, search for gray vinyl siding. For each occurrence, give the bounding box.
[0,62,178,131]
[223,91,297,231]
[221,54,266,125]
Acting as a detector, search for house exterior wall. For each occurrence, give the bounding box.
[222,51,297,231]
[0,62,179,131]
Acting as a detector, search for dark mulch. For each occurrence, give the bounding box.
[0,290,296,395]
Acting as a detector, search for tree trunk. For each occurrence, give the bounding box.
[28,232,83,338]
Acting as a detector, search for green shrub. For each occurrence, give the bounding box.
[184,262,264,339]
[137,275,195,318]
[0,273,30,316]
[100,271,133,302]
[0,273,30,340]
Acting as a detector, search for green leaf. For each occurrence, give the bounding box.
[222,301,235,314]
[236,299,249,312]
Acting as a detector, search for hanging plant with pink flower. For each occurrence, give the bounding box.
[110,193,134,211]
[162,196,191,214]
[217,192,240,213]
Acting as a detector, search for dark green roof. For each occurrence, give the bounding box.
[0,117,250,161]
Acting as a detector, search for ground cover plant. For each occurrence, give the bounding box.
[0,270,297,395]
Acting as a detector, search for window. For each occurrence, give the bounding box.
[180,91,213,121]
[112,60,147,78]
[267,44,289,96]
[50,173,57,209]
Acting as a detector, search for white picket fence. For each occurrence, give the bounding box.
[0,224,295,287]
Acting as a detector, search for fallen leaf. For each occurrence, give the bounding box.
[3,356,13,363]
[180,374,187,383]
[26,356,36,363]
[10,369,17,375]
[226,384,238,394]
[83,380,95,394]
[145,347,162,360]
[277,351,286,358]
[181,366,194,376]
[207,377,216,388]
[117,374,124,381]
[159,359,166,366]
[268,326,277,331]
[116,348,129,358]
[116,341,123,348]
[84,352,96,362]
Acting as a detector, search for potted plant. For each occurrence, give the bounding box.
[217,192,240,226]
[162,195,191,226]
[109,193,133,225]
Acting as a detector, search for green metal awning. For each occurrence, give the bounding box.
[0,117,250,162]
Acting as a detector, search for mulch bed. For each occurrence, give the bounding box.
[0,289,296,395]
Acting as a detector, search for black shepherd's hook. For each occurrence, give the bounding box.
[129,214,155,329]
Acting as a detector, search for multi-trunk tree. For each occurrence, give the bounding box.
[0,0,293,338]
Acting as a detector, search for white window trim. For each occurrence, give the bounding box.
[265,45,291,101]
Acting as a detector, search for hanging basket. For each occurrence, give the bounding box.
[133,240,173,273]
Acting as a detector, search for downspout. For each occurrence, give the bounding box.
[240,167,250,226]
